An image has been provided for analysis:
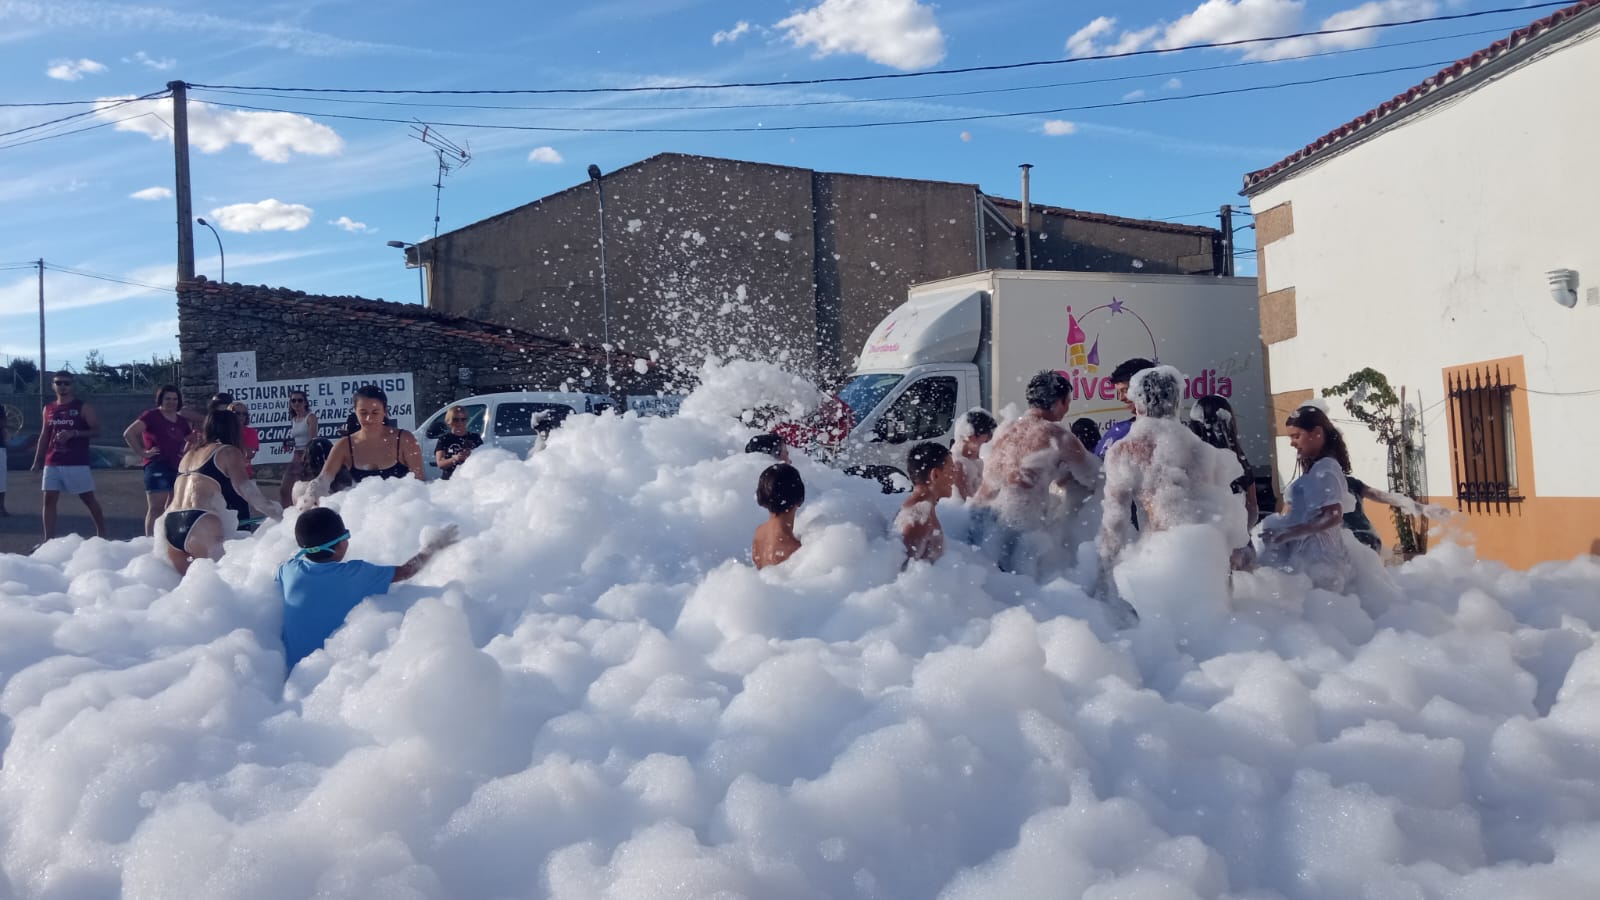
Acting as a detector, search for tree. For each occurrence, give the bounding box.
[7,357,38,388]
[1323,368,1428,557]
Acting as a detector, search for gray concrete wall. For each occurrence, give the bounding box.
[427,155,822,375]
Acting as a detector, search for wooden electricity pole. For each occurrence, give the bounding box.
[170,81,195,283]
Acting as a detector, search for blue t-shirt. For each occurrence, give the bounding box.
[278,557,397,671]
[1093,417,1134,459]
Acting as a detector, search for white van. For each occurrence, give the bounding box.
[414,391,613,480]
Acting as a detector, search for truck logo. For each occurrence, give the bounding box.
[1064,298,1232,401]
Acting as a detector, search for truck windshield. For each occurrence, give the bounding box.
[837,373,903,422]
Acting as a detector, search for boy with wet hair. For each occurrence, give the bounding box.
[952,409,996,498]
[899,441,957,563]
[1094,357,1156,459]
[278,507,458,672]
[752,463,804,569]
[744,433,790,463]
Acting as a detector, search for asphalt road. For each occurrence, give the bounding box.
[0,468,280,557]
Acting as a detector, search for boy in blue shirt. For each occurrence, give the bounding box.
[278,507,458,672]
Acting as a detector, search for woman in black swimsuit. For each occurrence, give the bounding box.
[159,409,282,574]
[306,385,423,502]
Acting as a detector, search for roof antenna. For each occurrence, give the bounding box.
[411,123,471,241]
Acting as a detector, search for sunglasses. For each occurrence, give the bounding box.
[290,398,307,404]
[53,380,73,386]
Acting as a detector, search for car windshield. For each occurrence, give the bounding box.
[837,373,903,422]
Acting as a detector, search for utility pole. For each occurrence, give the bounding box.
[1220,204,1235,277]
[170,80,195,283]
[588,164,613,387]
[37,259,46,409]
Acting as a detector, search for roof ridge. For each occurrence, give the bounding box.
[1242,0,1600,193]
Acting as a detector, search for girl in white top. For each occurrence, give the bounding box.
[278,390,318,507]
[1254,401,1356,592]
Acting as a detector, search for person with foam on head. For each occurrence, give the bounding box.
[1248,399,1357,592]
[1097,365,1250,600]
[752,463,804,570]
[950,408,997,499]
[970,371,1101,574]
[898,441,959,564]
[1093,357,1156,459]
[278,507,459,673]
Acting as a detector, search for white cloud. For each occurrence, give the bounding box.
[94,97,343,163]
[129,186,171,200]
[330,215,373,233]
[1165,77,1184,89]
[209,199,313,233]
[46,58,106,80]
[1122,89,1147,101]
[1042,119,1077,136]
[1063,0,1438,63]
[527,146,564,164]
[1066,16,1116,58]
[712,20,751,44]
[128,50,175,71]
[777,0,945,70]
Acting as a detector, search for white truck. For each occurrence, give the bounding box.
[833,270,1270,484]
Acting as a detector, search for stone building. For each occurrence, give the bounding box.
[176,279,660,422]
[409,153,1222,380]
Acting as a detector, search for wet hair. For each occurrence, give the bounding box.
[353,384,389,409]
[745,433,785,459]
[228,401,250,424]
[154,384,182,407]
[1110,358,1156,386]
[1025,371,1072,411]
[295,507,349,563]
[1128,365,1182,419]
[209,391,234,411]
[204,409,242,448]
[1070,417,1101,452]
[1189,395,1251,477]
[907,441,951,486]
[756,463,805,515]
[963,409,997,438]
[1285,404,1352,474]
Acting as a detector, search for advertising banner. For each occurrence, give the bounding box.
[220,361,416,465]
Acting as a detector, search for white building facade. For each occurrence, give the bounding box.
[1243,0,1600,567]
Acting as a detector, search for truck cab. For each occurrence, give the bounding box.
[834,286,986,486]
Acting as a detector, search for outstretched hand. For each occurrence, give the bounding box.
[422,523,460,553]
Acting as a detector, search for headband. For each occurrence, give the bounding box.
[294,531,350,559]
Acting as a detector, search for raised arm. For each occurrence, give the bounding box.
[214,445,282,519]
[393,525,459,582]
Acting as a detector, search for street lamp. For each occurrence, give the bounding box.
[386,240,425,305]
[196,217,224,282]
[587,164,612,385]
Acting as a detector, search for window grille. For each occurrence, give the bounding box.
[1446,364,1521,512]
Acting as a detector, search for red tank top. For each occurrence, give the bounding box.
[44,399,91,466]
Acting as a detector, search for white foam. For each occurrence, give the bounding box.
[1,360,1598,897]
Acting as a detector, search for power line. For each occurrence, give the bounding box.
[0,92,166,142]
[45,264,174,293]
[182,24,1518,115]
[188,2,1566,96]
[0,98,116,109]
[196,60,1458,135]
[0,112,159,153]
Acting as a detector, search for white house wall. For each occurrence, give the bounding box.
[1251,26,1600,500]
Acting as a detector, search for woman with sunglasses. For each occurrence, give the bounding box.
[433,405,482,480]
[278,390,319,507]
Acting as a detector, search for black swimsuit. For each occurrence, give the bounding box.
[346,431,411,483]
[164,446,251,550]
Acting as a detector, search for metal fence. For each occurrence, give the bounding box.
[1446,364,1522,513]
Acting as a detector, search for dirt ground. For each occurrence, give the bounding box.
[0,468,282,557]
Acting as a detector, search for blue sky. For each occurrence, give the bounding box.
[0,0,1560,368]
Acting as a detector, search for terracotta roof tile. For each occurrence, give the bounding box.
[1242,0,1600,192]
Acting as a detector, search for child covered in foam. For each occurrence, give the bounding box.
[278,508,458,673]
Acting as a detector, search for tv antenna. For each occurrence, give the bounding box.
[411,123,471,241]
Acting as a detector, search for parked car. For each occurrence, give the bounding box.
[413,391,613,480]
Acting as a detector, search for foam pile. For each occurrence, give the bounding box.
[2,363,1598,899]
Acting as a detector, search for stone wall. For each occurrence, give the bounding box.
[177,279,665,423]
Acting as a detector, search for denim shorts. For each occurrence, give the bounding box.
[143,460,179,493]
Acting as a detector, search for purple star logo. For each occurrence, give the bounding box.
[1107,297,1126,315]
